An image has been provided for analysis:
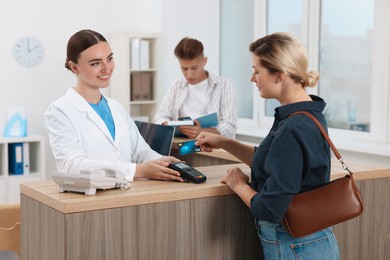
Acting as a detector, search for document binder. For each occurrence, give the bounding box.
[131,73,143,101]
[131,38,150,70]
[131,39,141,69]
[23,142,30,174]
[8,143,24,175]
[131,73,152,101]
[140,39,150,69]
[141,73,152,100]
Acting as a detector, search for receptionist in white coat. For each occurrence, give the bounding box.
[45,29,183,182]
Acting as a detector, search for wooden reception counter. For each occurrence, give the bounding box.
[20,164,261,260]
[21,163,390,260]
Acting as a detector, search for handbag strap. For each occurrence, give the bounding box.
[289,111,353,175]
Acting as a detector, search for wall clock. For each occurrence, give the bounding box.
[13,36,44,67]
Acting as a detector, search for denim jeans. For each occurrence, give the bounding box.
[256,220,340,260]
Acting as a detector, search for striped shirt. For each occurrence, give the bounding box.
[154,71,237,137]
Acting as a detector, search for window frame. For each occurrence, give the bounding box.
[235,0,390,156]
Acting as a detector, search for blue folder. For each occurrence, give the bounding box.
[196,112,218,128]
[8,143,24,175]
[174,112,219,136]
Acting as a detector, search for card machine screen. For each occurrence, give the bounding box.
[175,162,191,170]
[168,162,207,184]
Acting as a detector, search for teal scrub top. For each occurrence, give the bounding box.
[89,96,116,140]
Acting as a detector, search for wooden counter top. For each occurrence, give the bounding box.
[20,164,249,214]
[21,161,389,215]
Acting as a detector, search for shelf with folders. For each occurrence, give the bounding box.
[0,135,45,203]
[109,32,161,122]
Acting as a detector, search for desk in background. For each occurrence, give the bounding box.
[21,163,390,260]
[171,137,241,167]
[171,137,241,166]
[172,137,383,174]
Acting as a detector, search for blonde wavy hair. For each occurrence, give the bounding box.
[249,32,319,88]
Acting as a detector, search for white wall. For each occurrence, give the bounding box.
[0,0,161,173]
[160,0,220,95]
[0,0,220,174]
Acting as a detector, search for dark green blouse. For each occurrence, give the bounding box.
[250,95,331,223]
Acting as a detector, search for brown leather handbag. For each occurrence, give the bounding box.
[283,111,364,238]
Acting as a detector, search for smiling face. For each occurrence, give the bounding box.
[178,55,208,85]
[250,54,280,99]
[69,41,115,90]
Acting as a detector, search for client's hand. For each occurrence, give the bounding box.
[220,167,249,193]
[195,131,226,152]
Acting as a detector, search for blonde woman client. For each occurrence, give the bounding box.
[196,32,340,259]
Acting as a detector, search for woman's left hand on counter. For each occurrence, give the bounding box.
[221,167,249,192]
[221,167,256,207]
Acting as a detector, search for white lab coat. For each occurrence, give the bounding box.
[44,87,161,181]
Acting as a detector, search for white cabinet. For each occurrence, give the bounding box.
[108,32,161,122]
[0,135,45,203]
[0,180,5,202]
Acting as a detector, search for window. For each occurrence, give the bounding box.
[220,0,254,119]
[221,0,390,154]
[265,1,374,130]
[320,0,373,132]
[266,0,304,117]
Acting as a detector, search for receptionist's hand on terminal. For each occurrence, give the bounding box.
[158,156,181,164]
[135,159,184,182]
